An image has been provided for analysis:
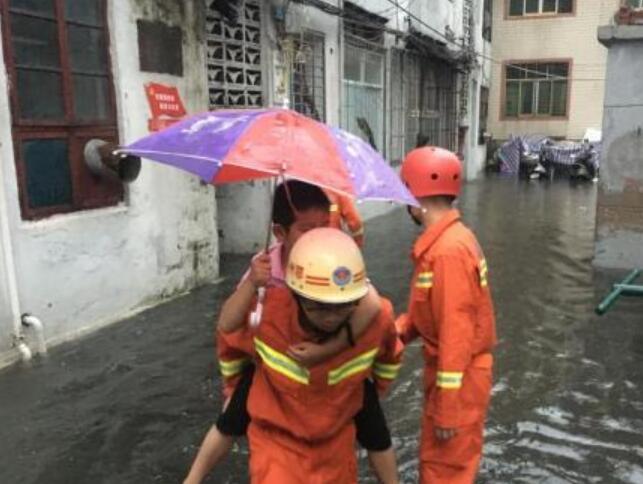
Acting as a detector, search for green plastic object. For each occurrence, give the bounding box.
[615,284,643,295]
[596,269,642,315]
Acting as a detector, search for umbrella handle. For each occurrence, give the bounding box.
[249,287,266,328]
[251,178,278,328]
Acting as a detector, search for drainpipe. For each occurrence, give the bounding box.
[16,338,32,362]
[22,313,47,355]
[0,173,26,361]
[0,147,39,361]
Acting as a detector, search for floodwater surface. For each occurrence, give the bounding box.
[1,176,641,483]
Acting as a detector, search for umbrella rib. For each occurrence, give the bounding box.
[117,149,223,164]
[121,149,356,195]
[119,149,282,176]
[281,175,355,200]
[120,148,287,178]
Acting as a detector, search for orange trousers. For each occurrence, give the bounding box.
[419,417,484,484]
[420,360,492,484]
[248,422,358,484]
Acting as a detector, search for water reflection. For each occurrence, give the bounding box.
[359,177,642,483]
[0,177,641,483]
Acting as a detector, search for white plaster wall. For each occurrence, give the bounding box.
[489,0,619,141]
[0,0,218,364]
[348,0,466,43]
[466,1,493,180]
[410,0,465,45]
[0,28,18,359]
[464,76,489,180]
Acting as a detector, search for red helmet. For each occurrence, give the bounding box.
[401,147,462,198]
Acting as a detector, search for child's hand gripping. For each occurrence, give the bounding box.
[249,252,271,328]
[248,252,271,288]
[287,342,335,368]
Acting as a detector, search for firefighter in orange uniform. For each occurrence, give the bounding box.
[324,190,365,247]
[397,147,497,483]
[221,228,402,483]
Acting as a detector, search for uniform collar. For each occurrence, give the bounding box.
[412,209,461,260]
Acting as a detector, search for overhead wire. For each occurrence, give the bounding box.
[370,0,416,17]
[380,0,606,82]
[291,0,605,82]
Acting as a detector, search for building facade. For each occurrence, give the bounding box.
[0,0,219,366]
[1,0,492,365]
[215,0,494,252]
[488,0,619,141]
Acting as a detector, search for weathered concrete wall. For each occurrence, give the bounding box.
[594,25,643,269]
[410,0,465,42]
[0,0,218,366]
[489,0,618,141]
[216,179,273,254]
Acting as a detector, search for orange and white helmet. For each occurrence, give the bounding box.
[286,228,368,304]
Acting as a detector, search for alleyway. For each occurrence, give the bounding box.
[1,176,642,484]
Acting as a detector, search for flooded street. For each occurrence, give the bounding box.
[1,176,642,483]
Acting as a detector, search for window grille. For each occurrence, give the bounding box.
[206,0,263,108]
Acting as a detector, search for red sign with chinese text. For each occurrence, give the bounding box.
[145,83,187,131]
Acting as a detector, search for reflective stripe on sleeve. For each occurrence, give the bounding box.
[480,259,488,287]
[219,357,250,377]
[415,271,433,289]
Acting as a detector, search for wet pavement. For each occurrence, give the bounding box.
[1,176,642,484]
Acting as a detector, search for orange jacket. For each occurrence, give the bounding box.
[219,287,402,442]
[217,326,254,400]
[324,190,364,246]
[397,209,496,429]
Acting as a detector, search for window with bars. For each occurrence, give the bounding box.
[504,62,570,118]
[289,34,325,122]
[341,43,384,154]
[205,0,263,109]
[405,53,457,153]
[389,50,457,161]
[1,0,121,220]
[508,0,573,16]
